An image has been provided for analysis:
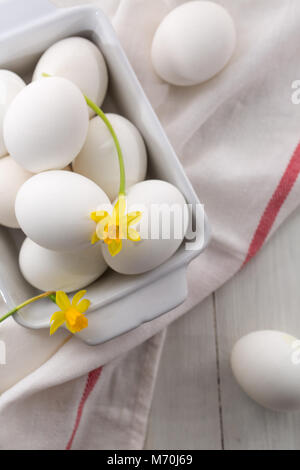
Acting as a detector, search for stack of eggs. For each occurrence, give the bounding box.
[0,37,188,294]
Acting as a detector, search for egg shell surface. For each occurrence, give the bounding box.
[73,113,147,201]
[231,330,300,411]
[102,180,188,274]
[15,171,111,252]
[33,37,108,118]
[0,156,33,228]
[0,70,25,157]
[19,237,107,293]
[3,77,89,173]
[151,1,236,86]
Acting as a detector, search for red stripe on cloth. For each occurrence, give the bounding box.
[66,366,102,450]
[244,142,300,265]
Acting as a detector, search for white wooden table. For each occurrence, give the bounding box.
[146,207,300,450]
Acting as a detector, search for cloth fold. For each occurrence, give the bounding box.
[0,0,300,449]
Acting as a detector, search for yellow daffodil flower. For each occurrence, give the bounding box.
[90,194,142,257]
[50,290,90,335]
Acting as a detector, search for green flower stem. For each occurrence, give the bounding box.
[84,96,126,195]
[0,291,56,324]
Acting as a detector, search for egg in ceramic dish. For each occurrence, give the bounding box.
[231,330,300,411]
[0,156,33,228]
[15,171,111,252]
[101,180,188,274]
[73,113,147,201]
[3,77,89,172]
[19,237,107,293]
[33,37,108,118]
[0,70,25,157]
[151,1,236,86]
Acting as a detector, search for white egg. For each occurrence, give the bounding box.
[33,37,108,118]
[0,156,32,228]
[0,70,25,157]
[3,77,89,173]
[19,237,107,293]
[15,171,111,252]
[102,180,188,274]
[231,330,300,411]
[151,1,236,86]
[73,113,147,201]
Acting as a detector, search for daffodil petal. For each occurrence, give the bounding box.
[128,227,141,242]
[56,291,71,311]
[96,215,111,239]
[113,195,126,225]
[90,211,99,222]
[91,232,99,245]
[72,290,87,307]
[50,317,66,335]
[127,211,142,227]
[108,239,122,256]
[112,201,119,225]
[90,210,110,223]
[50,310,65,324]
[77,299,91,313]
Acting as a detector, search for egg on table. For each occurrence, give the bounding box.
[15,171,111,252]
[33,37,108,118]
[0,70,25,157]
[19,237,107,293]
[3,77,89,173]
[101,180,188,274]
[0,156,32,228]
[73,113,147,201]
[151,1,236,86]
[231,330,300,411]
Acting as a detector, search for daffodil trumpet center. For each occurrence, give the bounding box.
[65,307,87,332]
[104,224,120,244]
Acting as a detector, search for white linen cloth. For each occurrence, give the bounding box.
[1,0,300,449]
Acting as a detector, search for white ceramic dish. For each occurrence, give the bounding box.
[0,0,210,345]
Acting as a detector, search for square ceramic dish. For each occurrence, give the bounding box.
[0,0,210,345]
